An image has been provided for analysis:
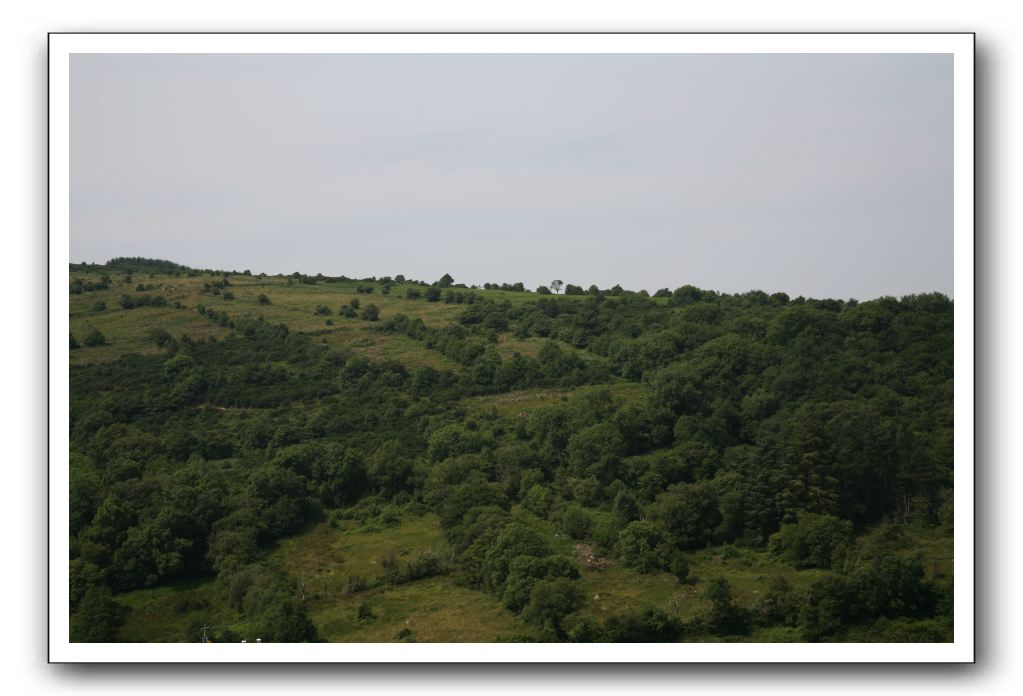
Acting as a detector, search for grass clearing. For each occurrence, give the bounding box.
[116,577,242,643]
[466,381,651,418]
[267,514,529,642]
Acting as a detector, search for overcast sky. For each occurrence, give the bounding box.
[70,53,953,300]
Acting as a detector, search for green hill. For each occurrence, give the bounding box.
[68,261,954,643]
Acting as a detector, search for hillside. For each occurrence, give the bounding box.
[68,259,954,643]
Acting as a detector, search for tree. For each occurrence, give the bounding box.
[550,280,564,294]
[438,273,455,288]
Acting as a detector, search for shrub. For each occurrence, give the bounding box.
[754,576,798,627]
[83,329,106,347]
[618,520,667,573]
[669,551,690,584]
[355,602,375,624]
[345,574,368,595]
[603,606,683,642]
[521,577,584,635]
[70,586,125,642]
[522,484,554,518]
[258,293,271,305]
[361,304,380,321]
[561,506,593,540]
[768,513,853,569]
[703,577,751,635]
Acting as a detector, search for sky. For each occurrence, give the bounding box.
[70,52,953,300]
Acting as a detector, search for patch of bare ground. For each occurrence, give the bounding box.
[574,542,613,571]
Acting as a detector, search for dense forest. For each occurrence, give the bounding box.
[68,259,954,643]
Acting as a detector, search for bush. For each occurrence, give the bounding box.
[669,551,689,583]
[361,304,380,321]
[355,602,375,624]
[522,484,554,518]
[521,577,584,635]
[603,606,683,642]
[768,514,853,569]
[258,293,271,305]
[70,333,80,350]
[83,329,106,347]
[313,305,332,316]
[800,575,856,642]
[70,586,125,642]
[561,506,593,540]
[345,574,368,595]
[618,520,667,573]
[703,577,751,636]
[754,576,798,627]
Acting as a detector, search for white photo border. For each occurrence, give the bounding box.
[48,31,975,663]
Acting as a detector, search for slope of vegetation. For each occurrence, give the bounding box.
[68,258,954,643]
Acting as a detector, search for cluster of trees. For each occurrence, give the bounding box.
[381,312,610,395]
[481,282,526,292]
[70,278,109,294]
[104,257,192,274]
[195,304,234,329]
[119,294,168,310]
